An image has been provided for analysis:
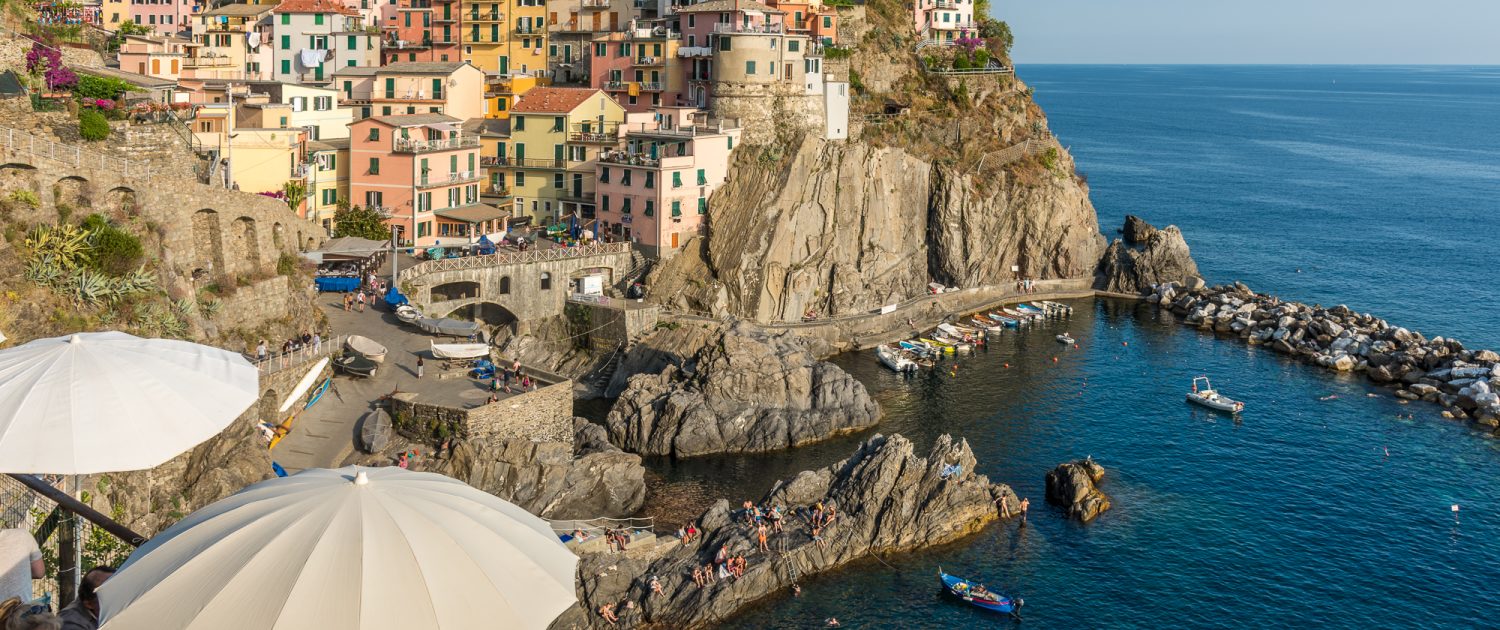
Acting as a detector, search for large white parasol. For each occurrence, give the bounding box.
[0,331,260,474]
[98,466,579,630]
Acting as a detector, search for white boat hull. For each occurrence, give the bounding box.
[1187,392,1243,413]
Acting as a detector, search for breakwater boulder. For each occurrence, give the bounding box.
[423,418,647,519]
[1095,216,1202,295]
[1045,458,1112,522]
[606,322,880,457]
[550,434,1018,629]
[1155,283,1500,434]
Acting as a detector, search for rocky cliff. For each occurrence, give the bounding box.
[645,3,1105,321]
[1094,216,1202,295]
[606,323,879,457]
[550,433,1018,629]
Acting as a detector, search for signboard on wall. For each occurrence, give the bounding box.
[581,275,604,296]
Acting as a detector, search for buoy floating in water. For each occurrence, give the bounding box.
[1052,357,1058,363]
[1122,341,1128,346]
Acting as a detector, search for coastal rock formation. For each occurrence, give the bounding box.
[424,418,646,519]
[1158,283,1500,434]
[606,323,879,457]
[550,434,1018,629]
[1095,216,1202,295]
[1044,459,1112,522]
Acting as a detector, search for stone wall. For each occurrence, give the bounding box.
[212,275,321,338]
[402,246,633,326]
[390,376,575,446]
[568,298,660,351]
[710,81,827,145]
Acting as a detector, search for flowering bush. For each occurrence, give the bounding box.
[91,98,115,110]
[25,42,76,91]
[955,32,983,53]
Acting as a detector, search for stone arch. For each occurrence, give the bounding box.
[0,164,42,223]
[103,186,138,220]
[232,216,261,275]
[497,275,511,295]
[444,301,517,328]
[432,280,480,301]
[272,222,285,251]
[192,209,227,280]
[53,175,89,210]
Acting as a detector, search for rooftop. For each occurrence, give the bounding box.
[510,87,601,114]
[70,65,175,89]
[676,0,782,13]
[200,4,276,17]
[463,117,510,137]
[367,113,463,127]
[307,138,351,151]
[376,61,472,75]
[435,204,508,223]
[273,0,361,16]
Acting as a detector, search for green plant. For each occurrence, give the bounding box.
[978,19,1014,54]
[849,69,864,93]
[1040,146,1059,171]
[84,215,144,275]
[200,298,222,318]
[78,109,110,141]
[8,189,39,207]
[973,48,991,68]
[276,252,297,276]
[822,46,852,60]
[281,180,308,212]
[953,55,972,71]
[25,223,91,271]
[73,74,140,102]
[332,204,392,241]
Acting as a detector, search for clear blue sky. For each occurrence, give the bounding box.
[999,0,1500,64]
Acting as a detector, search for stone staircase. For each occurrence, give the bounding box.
[589,342,628,390]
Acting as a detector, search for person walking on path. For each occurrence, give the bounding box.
[0,528,43,605]
[255,340,268,363]
[312,333,322,355]
[416,357,424,378]
[356,291,366,312]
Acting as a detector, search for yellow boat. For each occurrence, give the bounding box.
[920,338,956,354]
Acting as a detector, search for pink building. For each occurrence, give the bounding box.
[129,0,198,36]
[593,107,740,257]
[349,114,504,247]
[588,27,686,112]
[913,0,976,43]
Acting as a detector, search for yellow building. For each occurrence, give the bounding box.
[100,0,129,30]
[485,73,544,119]
[228,127,305,198]
[503,86,623,224]
[460,0,548,77]
[306,138,350,231]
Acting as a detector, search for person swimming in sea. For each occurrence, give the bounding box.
[1319,394,1339,401]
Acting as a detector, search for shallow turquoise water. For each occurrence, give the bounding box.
[640,67,1500,628]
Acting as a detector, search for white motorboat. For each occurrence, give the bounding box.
[877,344,918,373]
[1186,376,1244,413]
[1056,333,1075,344]
[1042,301,1073,315]
[394,304,423,324]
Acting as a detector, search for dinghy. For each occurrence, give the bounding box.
[900,340,940,360]
[876,344,918,373]
[394,304,423,324]
[1056,333,1075,344]
[333,351,378,378]
[1187,376,1244,413]
[939,568,1022,616]
[987,313,1020,327]
[344,335,388,363]
[919,337,957,355]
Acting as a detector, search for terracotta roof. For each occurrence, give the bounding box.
[200,4,276,17]
[510,87,602,114]
[366,113,462,127]
[273,0,360,16]
[676,0,782,14]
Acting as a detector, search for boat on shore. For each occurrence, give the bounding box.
[877,344,920,373]
[344,335,387,362]
[359,408,392,453]
[333,351,378,378]
[1187,376,1244,413]
[394,305,423,324]
[939,569,1022,616]
[430,341,489,360]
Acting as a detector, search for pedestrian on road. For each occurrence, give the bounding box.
[416,357,424,378]
[356,292,366,312]
[313,333,322,355]
[255,340,268,363]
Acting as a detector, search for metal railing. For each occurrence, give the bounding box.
[1,474,143,605]
[253,334,346,376]
[399,241,629,281]
[0,128,153,178]
[417,171,482,188]
[581,0,610,8]
[393,135,480,153]
[546,515,660,550]
[713,22,784,34]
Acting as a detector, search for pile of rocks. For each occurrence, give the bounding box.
[551,434,1018,629]
[1154,282,1500,430]
[1045,458,1111,523]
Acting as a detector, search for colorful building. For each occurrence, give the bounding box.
[116,34,190,81]
[195,3,276,81]
[100,0,130,30]
[484,73,544,118]
[349,114,501,247]
[269,0,380,86]
[305,138,351,230]
[334,61,487,120]
[503,86,624,223]
[127,0,196,36]
[454,0,547,76]
[240,81,355,140]
[594,107,739,257]
[766,0,838,44]
[546,0,645,84]
[913,0,975,42]
[588,24,684,112]
[381,0,462,64]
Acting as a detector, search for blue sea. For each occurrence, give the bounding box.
[641,67,1500,628]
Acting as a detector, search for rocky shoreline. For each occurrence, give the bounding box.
[550,433,1017,629]
[1154,282,1500,431]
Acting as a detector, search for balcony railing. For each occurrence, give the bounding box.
[677,46,712,58]
[639,82,664,91]
[392,135,480,153]
[569,131,617,144]
[433,14,458,23]
[467,11,503,21]
[416,170,481,188]
[581,0,609,8]
[633,56,661,65]
[599,151,665,167]
[385,37,433,49]
[513,157,567,169]
[933,0,958,8]
[484,183,512,196]
[480,155,503,167]
[713,23,785,35]
[603,81,627,91]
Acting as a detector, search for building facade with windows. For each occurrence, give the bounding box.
[195,3,276,81]
[593,107,738,257]
[588,25,684,112]
[334,61,487,120]
[240,81,355,139]
[381,0,463,64]
[912,0,975,42]
[502,86,624,224]
[270,0,380,86]
[128,0,196,36]
[349,114,499,247]
[305,138,351,230]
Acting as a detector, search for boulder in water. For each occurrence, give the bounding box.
[1045,458,1112,522]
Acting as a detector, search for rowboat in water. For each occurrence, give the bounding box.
[987,313,1020,327]
[900,340,941,360]
[1056,333,1075,344]
[1187,376,1244,413]
[919,338,957,355]
[938,568,1022,616]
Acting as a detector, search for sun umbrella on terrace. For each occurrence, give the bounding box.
[98,466,579,630]
[0,331,260,474]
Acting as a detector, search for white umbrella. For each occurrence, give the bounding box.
[0,331,259,474]
[99,466,579,630]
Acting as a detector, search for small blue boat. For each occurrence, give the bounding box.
[939,568,1022,616]
[987,313,1020,327]
[1014,304,1044,316]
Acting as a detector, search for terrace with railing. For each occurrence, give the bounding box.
[393,135,480,153]
[569,122,620,144]
[416,170,482,188]
[713,22,785,34]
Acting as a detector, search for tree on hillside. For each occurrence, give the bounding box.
[332,204,392,241]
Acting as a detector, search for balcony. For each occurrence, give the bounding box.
[480,156,503,167]
[933,0,958,8]
[638,82,665,91]
[513,157,567,169]
[433,14,458,23]
[515,26,540,35]
[184,54,237,68]
[633,56,662,66]
[484,183,512,196]
[677,46,712,58]
[416,170,482,188]
[392,135,481,153]
[713,23,785,35]
[581,0,609,8]
[603,81,627,91]
[555,21,602,33]
[385,37,433,49]
[467,11,503,21]
[299,71,334,83]
[569,131,617,144]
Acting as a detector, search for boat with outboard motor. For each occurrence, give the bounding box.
[1187,375,1245,413]
[1056,333,1075,344]
[938,568,1022,616]
[877,344,921,373]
